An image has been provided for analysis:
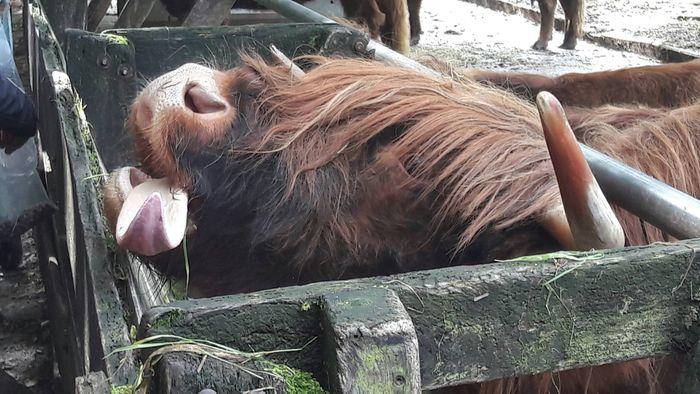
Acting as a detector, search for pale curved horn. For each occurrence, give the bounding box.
[537,91,625,250]
[270,45,305,79]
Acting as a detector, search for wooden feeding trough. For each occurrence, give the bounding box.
[24,0,700,392]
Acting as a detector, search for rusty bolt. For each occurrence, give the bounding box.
[97,55,110,69]
[117,64,133,78]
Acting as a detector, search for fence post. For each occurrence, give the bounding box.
[322,288,421,393]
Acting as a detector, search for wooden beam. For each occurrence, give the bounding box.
[142,240,700,390]
[182,0,238,26]
[86,0,111,31]
[41,0,87,44]
[29,0,137,388]
[322,288,421,393]
[114,0,157,28]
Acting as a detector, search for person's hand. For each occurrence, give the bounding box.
[0,130,30,155]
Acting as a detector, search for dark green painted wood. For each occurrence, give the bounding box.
[26,5,85,394]
[142,240,700,390]
[64,29,137,171]
[41,0,86,45]
[104,24,366,79]
[29,0,136,388]
[322,288,421,393]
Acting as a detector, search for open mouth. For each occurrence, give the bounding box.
[109,167,189,256]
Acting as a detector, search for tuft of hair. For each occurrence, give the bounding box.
[568,101,700,246]
[576,0,586,37]
[380,0,411,53]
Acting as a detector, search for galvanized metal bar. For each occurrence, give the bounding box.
[582,145,700,240]
[254,0,439,74]
[253,0,700,240]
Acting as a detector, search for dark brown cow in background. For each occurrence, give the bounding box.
[534,0,585,49]
[465,59,700,108]
[407,0,423,45]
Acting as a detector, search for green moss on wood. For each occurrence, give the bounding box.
[147,309,187,332]
[99,32,131,47]
[111,385,134,394]
[265,363,325,394]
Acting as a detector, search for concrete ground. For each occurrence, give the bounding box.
[411,0,694,74]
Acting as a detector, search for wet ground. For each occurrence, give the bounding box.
[505,0,700,54]
[413,0,663,74]
[0,231,55,393]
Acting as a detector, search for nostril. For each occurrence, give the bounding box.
[129,166,151,188]
[183,84,227,114]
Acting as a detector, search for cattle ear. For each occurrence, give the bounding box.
[227,64,267,97]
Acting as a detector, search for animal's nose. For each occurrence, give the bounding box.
[183,83,227,115]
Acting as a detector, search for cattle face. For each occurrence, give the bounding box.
[104,55,623,297]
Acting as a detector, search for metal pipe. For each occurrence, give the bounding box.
[253,0,700,240]
[253,0,440,74]
[582,146,700,240]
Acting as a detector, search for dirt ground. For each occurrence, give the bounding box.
[0,2,56,393]
[2,0,697,393]
[413,0,667,74]
[506,0,700,54]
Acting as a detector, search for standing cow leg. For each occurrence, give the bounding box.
[377,0,410,53]
[407,0,423,45]
[533,0,556,50]
[559,0,584,49]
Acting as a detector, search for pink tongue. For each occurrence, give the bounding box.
[115,177,188,256]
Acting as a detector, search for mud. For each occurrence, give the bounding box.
[0,231,56,393]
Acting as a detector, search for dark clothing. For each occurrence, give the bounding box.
[0,76,36,137]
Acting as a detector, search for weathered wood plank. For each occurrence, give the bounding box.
[322,288,421,393]
[141,240,700,390]
[156,353,295,393]
[64,29,137,171]
[41,0,86,44]
[86,0,112,31]
[114,0,157,28]
[29,0,137,388]
[75,371,110,394]
[182,0,237,26]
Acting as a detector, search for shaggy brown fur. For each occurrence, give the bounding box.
[109,56,699,394]
[569,102,700,245]
[465,59,700,108]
